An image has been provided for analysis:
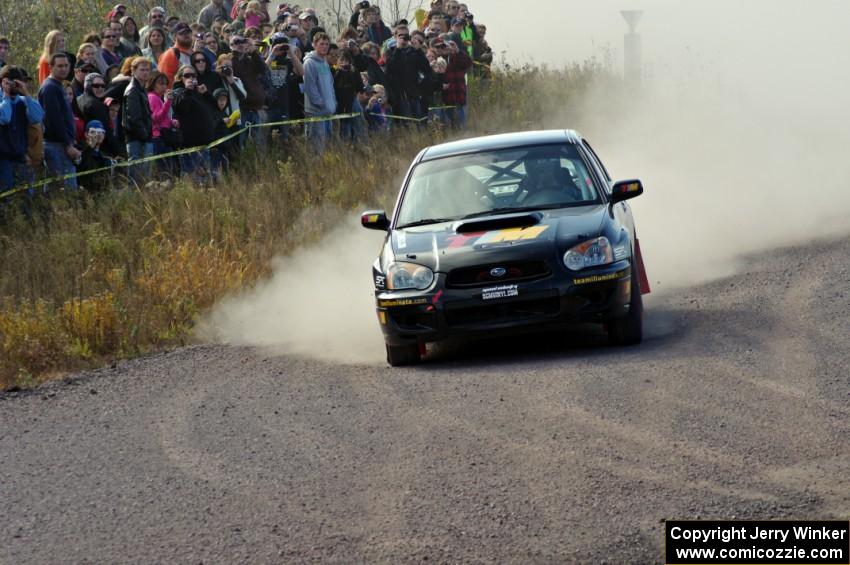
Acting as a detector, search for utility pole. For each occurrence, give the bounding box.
[621,10,644,85]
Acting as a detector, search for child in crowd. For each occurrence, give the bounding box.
[75,120,115,192]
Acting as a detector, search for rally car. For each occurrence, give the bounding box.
[361,130,650,366]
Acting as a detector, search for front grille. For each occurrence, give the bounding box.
[444,295,560,327]
[446,261,551,288]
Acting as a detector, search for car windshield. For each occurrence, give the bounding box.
[396,144,601,227]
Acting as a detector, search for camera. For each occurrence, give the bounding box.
[221,66,233,75]
[359,1,370,8]
[466,13,473,20]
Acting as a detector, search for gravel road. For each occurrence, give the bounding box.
[2,238,849,564]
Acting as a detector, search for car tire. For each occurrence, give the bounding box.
[608,267,643,346]
[386,343,422,366]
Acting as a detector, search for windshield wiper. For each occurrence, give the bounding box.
[397,218,456,229]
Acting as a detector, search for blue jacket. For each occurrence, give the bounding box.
[302,51,337,116]
[0,94,44,161]
[38,77,75,145]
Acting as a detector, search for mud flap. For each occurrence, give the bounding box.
[635,238,651,295]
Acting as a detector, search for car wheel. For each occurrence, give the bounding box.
[608,267,643,346]
[386,343,422,366]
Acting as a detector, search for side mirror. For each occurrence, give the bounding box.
[611,179,644,203]
[361,210,390,231]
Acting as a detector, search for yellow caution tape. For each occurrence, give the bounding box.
[0,108,458,200]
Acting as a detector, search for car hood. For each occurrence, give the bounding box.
[387,205,609,272]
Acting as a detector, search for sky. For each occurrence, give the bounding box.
[477,0,850,96]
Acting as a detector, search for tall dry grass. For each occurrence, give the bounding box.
[0,63,618,389]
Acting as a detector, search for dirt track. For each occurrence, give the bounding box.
[1,237,849,564]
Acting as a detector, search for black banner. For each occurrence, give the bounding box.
[665,520,849,564]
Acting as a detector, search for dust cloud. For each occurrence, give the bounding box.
[200,214,387,364]
[527,1,850,290]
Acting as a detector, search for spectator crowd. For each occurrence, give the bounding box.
[0,0,494,200]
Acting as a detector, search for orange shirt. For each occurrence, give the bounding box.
[38,56,50,84]
[158,47,191,87]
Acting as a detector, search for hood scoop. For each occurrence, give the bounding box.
[455,212,543,234]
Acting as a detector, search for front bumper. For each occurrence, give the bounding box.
[375,261,633,346]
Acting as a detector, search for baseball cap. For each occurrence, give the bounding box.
[394,18,408,27]
[75,60,97,71]
[86,119,106,131]
[173,22,192,34]
[213,87,229,99]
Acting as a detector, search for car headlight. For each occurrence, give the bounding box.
[563,236,615,271]
[387,262,435,290]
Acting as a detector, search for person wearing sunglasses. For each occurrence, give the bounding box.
[71,60,98,97]
[99,26,123,70]
[77,72,120,157]
[191,50,226,110]
[172,65,216,181]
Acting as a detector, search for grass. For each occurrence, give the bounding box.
[0,63,619,390]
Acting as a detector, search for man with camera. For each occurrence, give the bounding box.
[385,26,431,122]
[0,66,45,192]
[265,32,303,139]
[229,34,267,143]
[432,36,471,128]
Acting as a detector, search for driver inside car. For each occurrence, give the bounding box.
[516,159,583,206]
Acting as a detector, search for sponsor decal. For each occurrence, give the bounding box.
[490,267,507,278]
[378,297,429,308]
[445,225,550,249]
[482,284,519,300]
[374,274,386,289]
[397,231,407,249]
[445,232,484,248]
[378,311,387,325]
[477,225,550,244]
[573,270,627,285]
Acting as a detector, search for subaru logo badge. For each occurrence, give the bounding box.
[490,267,507,278]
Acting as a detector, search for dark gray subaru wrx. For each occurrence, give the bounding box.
[361,130,650,366]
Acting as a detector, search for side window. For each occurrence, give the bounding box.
[582,140,611,182]
[560,157,595,200]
